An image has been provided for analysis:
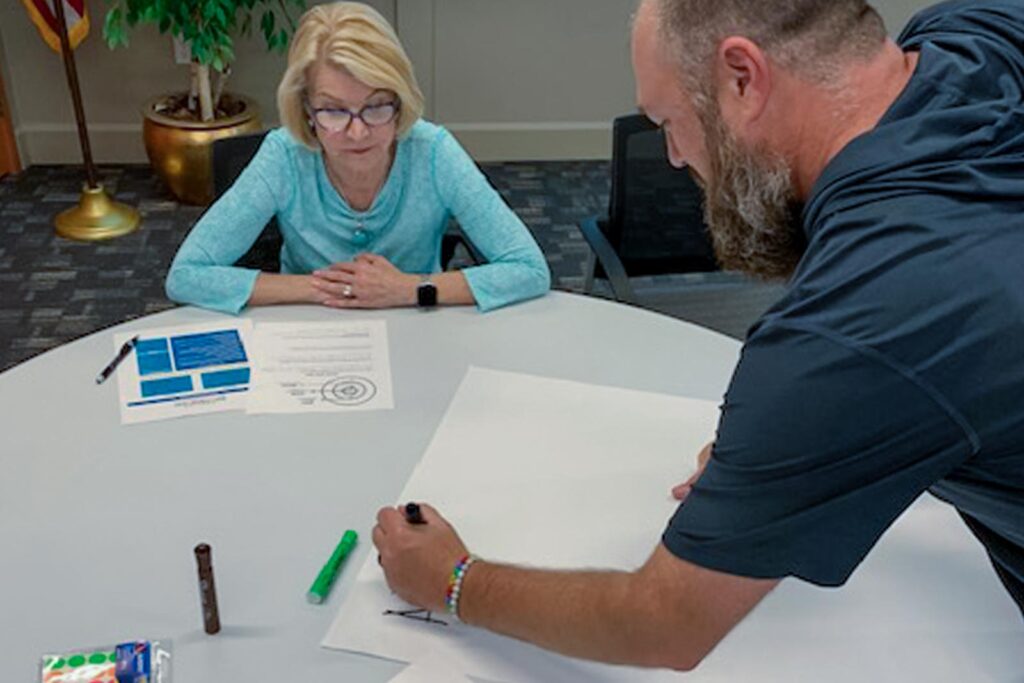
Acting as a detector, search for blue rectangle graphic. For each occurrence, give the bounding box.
[136,337,173,376]
[135,338,169,354]
[201,367,251,390]
[171,330,247,371]
[140,375,194,398]
[137,352,172,376]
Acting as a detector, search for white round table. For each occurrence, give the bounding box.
[0,292,740,682]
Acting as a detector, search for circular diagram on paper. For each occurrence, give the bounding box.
[320,376,378,406]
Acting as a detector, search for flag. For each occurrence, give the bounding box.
[21,0,90,53]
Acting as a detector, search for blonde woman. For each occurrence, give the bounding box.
[166,2,550,314]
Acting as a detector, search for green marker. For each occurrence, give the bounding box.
[307,530,359,604]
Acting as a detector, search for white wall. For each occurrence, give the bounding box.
[0,0,940,165]
[397,0,636,160]
[876,0,932,36]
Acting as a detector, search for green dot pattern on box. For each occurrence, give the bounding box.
[44,651,115,670]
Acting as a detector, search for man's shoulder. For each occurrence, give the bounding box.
[900,0,1024,47]
[770,189,1023,413]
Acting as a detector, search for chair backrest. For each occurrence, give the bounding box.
[212,131,268,199]
[604,114,716,276]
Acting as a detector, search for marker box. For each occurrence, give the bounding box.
[39,639,172,683]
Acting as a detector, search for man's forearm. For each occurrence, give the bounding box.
[373,508,776,672]
[458,561,690,670]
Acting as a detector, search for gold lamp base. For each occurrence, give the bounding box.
[55,184,141,241]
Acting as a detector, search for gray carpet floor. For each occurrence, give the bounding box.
[0,161,783,372]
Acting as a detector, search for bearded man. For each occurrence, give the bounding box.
[373,0,1024,670]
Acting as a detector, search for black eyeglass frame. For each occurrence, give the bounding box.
[304,99,402,133]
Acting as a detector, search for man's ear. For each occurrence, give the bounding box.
[714,36,772,124]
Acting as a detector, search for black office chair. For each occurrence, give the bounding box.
[210,132,483,272]
[578,114,785,340]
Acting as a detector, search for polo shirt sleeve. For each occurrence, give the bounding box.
[164,132,291,315]
[662,322,978,586]
[429,128,551,311]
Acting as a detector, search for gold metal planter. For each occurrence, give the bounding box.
[142,94,262,206]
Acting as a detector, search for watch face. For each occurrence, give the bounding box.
[417,282,438,307]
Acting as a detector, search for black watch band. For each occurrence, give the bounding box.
[416,276,438,308]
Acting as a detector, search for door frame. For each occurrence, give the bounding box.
[0,64,22,176]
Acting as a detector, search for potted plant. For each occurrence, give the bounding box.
[103,0,307,204]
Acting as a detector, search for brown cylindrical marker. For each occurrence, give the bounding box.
[194,543,221,634]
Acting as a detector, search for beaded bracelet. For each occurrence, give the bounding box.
[444,553,479,620]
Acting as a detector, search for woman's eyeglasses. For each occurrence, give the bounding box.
[306,100,401,133]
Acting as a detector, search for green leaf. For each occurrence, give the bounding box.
[176,2,190,27]
[102,8,123,48]
[100,0,308,67]
[260,11,275,41]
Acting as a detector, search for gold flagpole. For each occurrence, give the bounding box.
[52,0,139,241]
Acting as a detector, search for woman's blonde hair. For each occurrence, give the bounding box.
[277,2,425,148]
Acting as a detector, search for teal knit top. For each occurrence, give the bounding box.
[165,120,551,314]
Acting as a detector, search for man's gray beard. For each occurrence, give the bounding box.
[694,110,807,281]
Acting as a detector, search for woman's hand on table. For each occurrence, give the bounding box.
[311,253,418,309]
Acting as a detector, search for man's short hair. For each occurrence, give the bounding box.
[653,0,888,89]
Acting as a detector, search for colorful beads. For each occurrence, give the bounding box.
[444,553,479,620]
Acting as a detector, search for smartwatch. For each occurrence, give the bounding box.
[416,275,438,308]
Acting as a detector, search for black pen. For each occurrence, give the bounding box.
[405,502,426,525]
[95,335,140,385]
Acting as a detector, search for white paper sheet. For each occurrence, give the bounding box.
[114,321,254,424]
[386,654,473,683]
[324,367,1024,682]
[324,367,720,682]
[246,320,394,414]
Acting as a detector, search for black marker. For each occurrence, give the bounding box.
[194,543,221,635]
[405,502,426,525]
[95,335,139,384]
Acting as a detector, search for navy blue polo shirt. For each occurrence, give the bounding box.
[662,0,1024,616]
